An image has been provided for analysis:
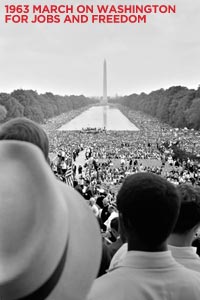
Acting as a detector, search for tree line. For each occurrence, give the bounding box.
[110,86,200,130]
[0,89,97,123]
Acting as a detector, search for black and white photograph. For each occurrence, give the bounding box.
[1,0,200,299]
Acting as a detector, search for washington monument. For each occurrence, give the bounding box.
[103,59,107,128]
[103,59,107,102]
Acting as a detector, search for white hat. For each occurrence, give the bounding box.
[0,141,102,300]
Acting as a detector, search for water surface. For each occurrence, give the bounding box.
[58,106,139,131]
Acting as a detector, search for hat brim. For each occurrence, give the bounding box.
[48,183,102,300]
[0,141,102,300]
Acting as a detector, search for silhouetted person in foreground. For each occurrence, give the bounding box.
[88,173,200,300]
[168,184,200,272]
[0,140,102,299]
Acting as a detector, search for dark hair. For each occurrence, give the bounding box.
[117,173,180,246]
[173,184,200,234]
[0,118,49,161]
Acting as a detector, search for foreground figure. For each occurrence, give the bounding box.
[0,140,102,300]
[168,184,200,272]
[88,173,200,300]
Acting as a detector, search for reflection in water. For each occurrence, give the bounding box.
[58,106,139,131]
[103,106,107,129]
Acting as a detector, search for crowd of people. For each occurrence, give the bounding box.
[1,110,200,299]
[43,107,200,275]
[45,108,200,200]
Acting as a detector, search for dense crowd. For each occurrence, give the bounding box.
[43,108,200,270]
[1,113,200,299]
[46,108,200,198]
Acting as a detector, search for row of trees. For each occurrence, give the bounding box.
[110,86,200,130]
[1,86,200,129]
[0,90,97,123]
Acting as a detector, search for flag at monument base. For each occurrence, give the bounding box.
[65,165,73,186]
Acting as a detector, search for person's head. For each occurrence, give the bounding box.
[0,117,49,162]
[172,184,200,235]
[117,172,180,251]
[89,197,96,206]
[103,197,109,207]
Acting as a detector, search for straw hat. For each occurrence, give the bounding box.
[0,141,102,300]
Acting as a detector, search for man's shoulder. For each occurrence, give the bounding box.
[87,270,125,300]
[88,263,200,300]
[176,266,200,282]
[176,257,200,273]
[169,245,200,273]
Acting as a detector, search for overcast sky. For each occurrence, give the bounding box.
[0,0,200,97]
